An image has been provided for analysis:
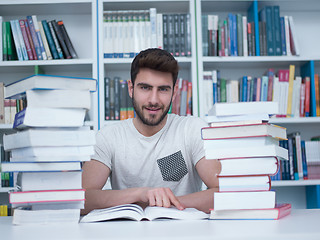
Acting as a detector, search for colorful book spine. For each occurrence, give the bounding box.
[9,20,23,61]
[26,16,43,60]
[48,20,64,59]
[19,19,34,60]
[41,20,59,59]
[52,20,71,59]
[24,19,37,60]
[32,15,47,60]
[58,20,78,59]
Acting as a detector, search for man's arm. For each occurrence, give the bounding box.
[81,160,184,215]
[177,157,221,213]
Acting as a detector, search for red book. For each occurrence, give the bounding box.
[304,76,311,117]
[19,19,34,60]
[24,18,37,60]
[209,203,291,220]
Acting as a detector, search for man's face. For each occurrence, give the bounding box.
[129,68,176,126]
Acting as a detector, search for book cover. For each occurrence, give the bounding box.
[52,20,71,59]
[210,203,291,220]
[3,128,95,150]
[38,21,52,60]
[48,20,64,59]
[26,16,43,60]
[14,20,28,60]
[247,0,260,56]
[57,20,78,58]
[273,5,282,56]
[218,175,271,192]
[5,74,96,99]
[213,191,276,210]
[31,15,47,60]
[9,20,23,61]
[19,19,34,60]
[13,107,86,128]
[24,19,37,60]
[1,161,81,172]
[218,157,279,176]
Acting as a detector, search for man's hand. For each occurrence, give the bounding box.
[140,187,185,210]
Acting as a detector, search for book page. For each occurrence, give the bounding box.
[144,206,208,221]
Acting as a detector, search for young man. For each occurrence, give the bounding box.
[81,48,220,215]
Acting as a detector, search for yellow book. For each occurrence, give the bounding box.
[286,65,295,117]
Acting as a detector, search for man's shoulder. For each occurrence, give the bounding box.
[168,114,207,127]
[98,119,132,136]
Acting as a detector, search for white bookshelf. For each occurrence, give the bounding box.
[98,0,198,128]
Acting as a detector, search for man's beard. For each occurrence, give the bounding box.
[132,92,172,126]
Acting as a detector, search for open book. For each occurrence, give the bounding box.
[80,204,208,222]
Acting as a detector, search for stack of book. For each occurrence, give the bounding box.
[202,101,292,220]
[0,74,96,225]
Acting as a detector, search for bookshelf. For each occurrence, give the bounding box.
[0,0,319,210]
[98,0,198,127]
[0,0,98,206]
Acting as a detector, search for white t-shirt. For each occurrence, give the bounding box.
[92,114,207,196]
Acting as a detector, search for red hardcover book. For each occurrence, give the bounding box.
[255,77,261,101]
[210,203,291,220]
[9,189,85,204]
[19,19,34,60]
[24,18,37,60]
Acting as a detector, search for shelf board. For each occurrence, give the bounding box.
[202,56,318,63]
[269,117,320,124]
[0,187,15,193]
[0,59,94,67]
[272,179,320,187]
[103,57,192,64]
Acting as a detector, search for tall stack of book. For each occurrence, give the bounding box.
[202,101,292,220]
[0,74,96,225]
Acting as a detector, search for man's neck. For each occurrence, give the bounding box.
[132,115,168,137]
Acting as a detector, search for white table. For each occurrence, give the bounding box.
[0,209,319,240]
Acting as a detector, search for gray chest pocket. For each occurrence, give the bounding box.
[157,151,188,182]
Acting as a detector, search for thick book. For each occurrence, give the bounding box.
[213,191,276,210]
[10,155,91,163]
[13,107,86,128]
[5,74,96,99]
[201,123,287,140]
[3,128,95,150]
[10,145,94,158]
[205,144,288,160]
[1,161,81,172]
[16,171,82,191]
[203,135,279,149]
[208,101,279,117]
[9,189,85,204]
[210,203,291,220]
[23,89,91,109]
[206,113,270,124]
[218,157,279,176]
[80,204,208,222]
[12,208,80,225]
[218,175,271,192]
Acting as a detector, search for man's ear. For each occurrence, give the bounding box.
[127,79,133,98]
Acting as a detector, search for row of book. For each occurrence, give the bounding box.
[204,101,291,220]
[104,77,192,121]
[203,65,320,118]
[0,74,96,224]
[103,9,191,58]
[203,2,298,57]
[1,15,77,61]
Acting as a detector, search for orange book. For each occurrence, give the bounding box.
[186,81,192,116]
[286,65,295,117]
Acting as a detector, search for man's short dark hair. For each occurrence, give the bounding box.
[130,48,179,86]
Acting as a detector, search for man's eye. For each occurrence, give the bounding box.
[141,86,150,90]
[159,88,169,92]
